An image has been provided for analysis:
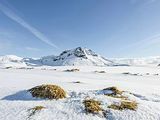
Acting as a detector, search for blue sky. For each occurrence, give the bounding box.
[0,0,160,58]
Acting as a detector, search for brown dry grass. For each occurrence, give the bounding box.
[28,106,45,118]
[108,100,138,111]
[83,99,102,114]
[28,84,66,100]
[107,94,128,100]
[103,87,129,100]
[103,86,123,96]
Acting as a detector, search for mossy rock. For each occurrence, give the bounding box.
[83,99,102,113]
[28,84,66,100]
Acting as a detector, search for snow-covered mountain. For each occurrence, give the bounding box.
[0,47,116,67]
[0,47,160,68]
[25,47,116,66]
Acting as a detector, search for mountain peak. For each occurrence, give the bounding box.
[37,47,114,66]
[59,47,98,60]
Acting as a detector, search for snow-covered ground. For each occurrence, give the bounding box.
[0,66,160,120]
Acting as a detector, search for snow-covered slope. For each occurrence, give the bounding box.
[0,55,27,68]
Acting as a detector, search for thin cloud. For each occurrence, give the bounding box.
[135,34,160,47]
[0,2,59,49]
